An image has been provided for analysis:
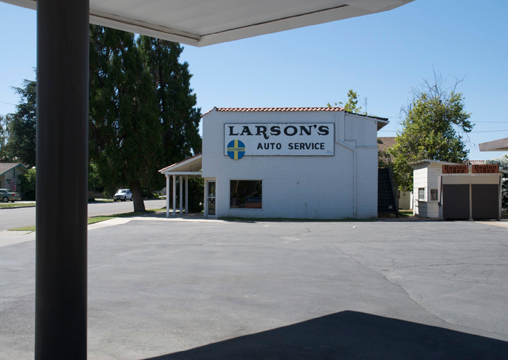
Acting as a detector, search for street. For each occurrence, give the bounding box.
[0,199,166,231]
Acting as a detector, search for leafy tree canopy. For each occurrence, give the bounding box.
[328,89,366,115]
[389,76,473,191]
[487,154,508,210]
[3,79,37,166]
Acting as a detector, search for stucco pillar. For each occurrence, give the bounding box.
[172,175,176,217]
[179,176,183,215]
[165,175,170,218]
[185,176,189,214]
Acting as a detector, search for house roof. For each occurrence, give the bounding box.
[2,0,413,47]
[0,163,28,177]
[377,137,396,153]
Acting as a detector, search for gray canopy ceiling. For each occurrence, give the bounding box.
[3,0,413,46]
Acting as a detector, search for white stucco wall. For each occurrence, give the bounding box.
[202,109,381,219]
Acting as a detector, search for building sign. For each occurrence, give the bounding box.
[472,164,498,173]
[226,140,246,160]
[224,123,334,157]
[442,164,468,174]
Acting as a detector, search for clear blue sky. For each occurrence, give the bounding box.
[0,0,507,160]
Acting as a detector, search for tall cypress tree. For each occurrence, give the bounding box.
[138,36,202,184]
[89,26,161,211]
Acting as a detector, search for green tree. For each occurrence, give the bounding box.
[138,36,202,190]
[5,79,37,166]
[486,155,508,210]
[0,114,13,161]
[89,26,161,212]
[19,167,36,200]
[389,78,473,191]
[328,89,366,115]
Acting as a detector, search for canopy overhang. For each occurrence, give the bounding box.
[3,0,413,46]
[479,137,508,152]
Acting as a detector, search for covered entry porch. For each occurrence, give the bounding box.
[159,154,202,218]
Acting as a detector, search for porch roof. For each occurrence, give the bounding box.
[159,154,202,176]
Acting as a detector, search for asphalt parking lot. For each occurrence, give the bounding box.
[1,217,508,359]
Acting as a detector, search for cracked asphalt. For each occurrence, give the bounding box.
[1,217,508,359]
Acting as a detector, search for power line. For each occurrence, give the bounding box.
[0,100,16,106]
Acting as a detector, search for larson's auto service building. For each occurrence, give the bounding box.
[162,107,388,219]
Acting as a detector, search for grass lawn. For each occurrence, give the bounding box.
[0,202,36,209]
[8,208,165,232]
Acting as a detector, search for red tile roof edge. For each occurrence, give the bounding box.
[215,107,345,112]
[202,107,389,121]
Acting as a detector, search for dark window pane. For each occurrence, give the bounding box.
[230,180,262,208]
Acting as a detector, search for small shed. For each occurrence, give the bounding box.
[412,160,503,220]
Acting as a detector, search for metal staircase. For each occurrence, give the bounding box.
[378,167,399,217]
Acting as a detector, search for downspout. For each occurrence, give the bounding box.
[336,114,357,217]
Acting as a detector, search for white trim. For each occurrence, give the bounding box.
[163,172,202,176]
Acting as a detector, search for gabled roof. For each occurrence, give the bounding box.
[0,163,28,177]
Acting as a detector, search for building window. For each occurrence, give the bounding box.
[230,180,262,209]
[430,189,438,201]
[418,188,425,201]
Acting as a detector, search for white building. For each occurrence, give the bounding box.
[161,107,388,219]
[412,160,503,220]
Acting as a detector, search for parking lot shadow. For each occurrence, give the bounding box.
[144,311,507,360]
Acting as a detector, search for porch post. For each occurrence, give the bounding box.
[172,175,176,217]
[179,176,183,215]
[35,0,89,358]
[185,176,189,214]
[166,175,170,218]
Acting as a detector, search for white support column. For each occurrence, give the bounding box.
[179,176,183,215]
[185,176,189,214]
[172,175,176,217]
[166,175,170,218]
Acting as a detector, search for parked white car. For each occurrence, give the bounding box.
[113,189,132,201]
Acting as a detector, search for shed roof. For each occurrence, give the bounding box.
[410,159,461,168]
[2,0,413,47]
